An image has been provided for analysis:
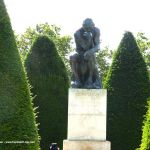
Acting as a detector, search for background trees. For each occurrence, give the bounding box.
[96,46,113,82]
[0,0,40,149]
[25,36,69,150]
[104,31,150,150]
[136,32,150,76]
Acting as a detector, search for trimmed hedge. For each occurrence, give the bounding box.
[104,31,150,150]
[25,36,69,150]
[139,97,150,150]
[0,0,40,149]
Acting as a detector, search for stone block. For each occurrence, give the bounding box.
[67,89,107,140]
[63,140,111,150]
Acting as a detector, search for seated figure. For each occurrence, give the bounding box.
[70,18,102,89]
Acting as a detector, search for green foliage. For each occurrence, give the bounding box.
[136,32,150,75]
[25,36,69,150]
[139,97,150,150]
[15,23,73,75]
[0,0,40,149]
[96,46,113,83]
[104,31,150,150]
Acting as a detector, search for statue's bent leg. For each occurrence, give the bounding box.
[85,54,95,88]
[93,65,102,89]
[70,54,82,88]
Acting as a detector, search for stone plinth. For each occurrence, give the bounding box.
[68,89,107,140]
[63,140,111,150]
[63,89,111,150]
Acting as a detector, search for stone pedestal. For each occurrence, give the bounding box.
[63,140,111,150]
[63,89,111,150]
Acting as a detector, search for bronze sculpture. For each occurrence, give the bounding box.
[70,18,102,89]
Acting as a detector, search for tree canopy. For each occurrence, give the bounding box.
[136,32,150,74]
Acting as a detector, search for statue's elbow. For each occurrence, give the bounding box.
[96,44,100,52]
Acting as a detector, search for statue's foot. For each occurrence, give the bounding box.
[71,81,82,88]
[84,81,93,89]
[84,84,93,89]
[92,79,102,89]
[92,84,100,89]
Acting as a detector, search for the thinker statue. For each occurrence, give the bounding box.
[70,18,102,89]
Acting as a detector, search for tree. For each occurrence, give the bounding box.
[136,32,150,72]
[0,0,40,149]
[139,97,150,150]
[96,46,113,83]
[25,36,69,150]
[104,31,150,150]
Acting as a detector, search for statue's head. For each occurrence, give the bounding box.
[82,18,95,32]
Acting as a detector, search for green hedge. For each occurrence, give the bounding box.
[25,36,69,150]
[104,31,150,150]
[0,0,40,149]
[139,97,150,150]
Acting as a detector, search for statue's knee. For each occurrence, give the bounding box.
[70,55,73,61]
[70,54,78,62]
[88,54,95,61]
[70,56,75,63]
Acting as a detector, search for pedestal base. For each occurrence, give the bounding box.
[63,140,111,150]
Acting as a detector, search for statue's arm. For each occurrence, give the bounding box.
[90,27,100,53]
[74,32,82,53]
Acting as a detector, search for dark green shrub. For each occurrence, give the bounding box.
[0,0,40,149]
[104,31,150,150]
[25,36,69,150]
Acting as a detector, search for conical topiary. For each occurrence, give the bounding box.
[0,0,40,149]
[104,31,150,150]
[25,36,69,150]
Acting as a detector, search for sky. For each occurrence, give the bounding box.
[4,0,150,49]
